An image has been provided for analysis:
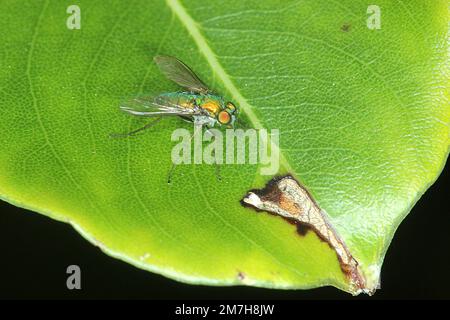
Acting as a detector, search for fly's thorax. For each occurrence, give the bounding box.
[197,94,225,117]
[159,92,198,110]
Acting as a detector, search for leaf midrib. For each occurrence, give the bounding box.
[165,0,294,176]
[165,0,322,281]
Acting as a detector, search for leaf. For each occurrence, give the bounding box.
[0,0,448,294]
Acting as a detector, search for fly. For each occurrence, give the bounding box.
[112,55,238,138]
[112,55,239,183]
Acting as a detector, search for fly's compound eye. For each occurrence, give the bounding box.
[218,110,231,125]
[226,102,237,114]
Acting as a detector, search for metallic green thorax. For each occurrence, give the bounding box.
[159,92,226,114]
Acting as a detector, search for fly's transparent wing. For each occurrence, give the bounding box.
[154,56,210,94]
[120,95,202,117]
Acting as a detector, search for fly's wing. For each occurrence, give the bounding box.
[154,56,210,94]
[120,95,202,117]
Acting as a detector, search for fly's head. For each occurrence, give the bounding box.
[217,102,238,129]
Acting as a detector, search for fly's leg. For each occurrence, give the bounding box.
[167,123,201,184]
[215,160,222,181]
[205,128,222,182]
[167,164,176,184]
[109,117,162,138]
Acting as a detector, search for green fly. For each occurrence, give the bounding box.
[113,55,238,137]
[113,55,239,182]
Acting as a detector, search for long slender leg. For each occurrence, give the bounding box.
[205,128,222,181]
[110,117,162,138]
[167,123,202,183]
[215,160,222,181]
[167,163,176,184]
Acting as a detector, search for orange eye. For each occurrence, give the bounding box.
[218,111,231,124]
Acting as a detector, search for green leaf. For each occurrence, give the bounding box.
[0,0,448,294]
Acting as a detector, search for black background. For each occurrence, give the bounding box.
[0,158,449,300]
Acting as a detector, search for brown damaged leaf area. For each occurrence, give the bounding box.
[241,175,374,295]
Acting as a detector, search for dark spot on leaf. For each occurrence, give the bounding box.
[341,23,351,32]
[282,217,311,237]
[296,223,310,236]
[237,271,245,281]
